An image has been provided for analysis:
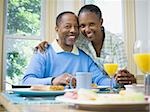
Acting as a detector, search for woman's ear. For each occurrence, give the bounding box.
[100,18,103,25]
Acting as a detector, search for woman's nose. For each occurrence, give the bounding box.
[85,26,91,32]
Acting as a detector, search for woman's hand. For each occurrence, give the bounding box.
[115,69,137,85]
[35,41,48,53]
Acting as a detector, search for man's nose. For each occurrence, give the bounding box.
[70,26,79,33]
[70,27,76,32]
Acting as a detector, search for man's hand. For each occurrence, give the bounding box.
[115,69,137,85]
[52,73,75,86]
[35,41,48,53]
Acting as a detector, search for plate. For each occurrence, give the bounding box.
[56,95,149,111]
[92,86,113,93]
[12,88,73,96]
[124,84,144,93]
[92,85,110,89]
[96,86,110,89]
[56,95,148,105]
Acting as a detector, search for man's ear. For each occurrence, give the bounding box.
[55,26,58,32]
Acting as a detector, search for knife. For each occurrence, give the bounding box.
[12,85,31,88]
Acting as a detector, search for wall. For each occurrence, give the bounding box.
[57,0,84,16]
[135,0,149,42]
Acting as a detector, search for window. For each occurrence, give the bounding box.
[4,0,44,89]
[85,0,123,36]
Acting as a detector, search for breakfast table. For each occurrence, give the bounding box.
[0,86,150,112]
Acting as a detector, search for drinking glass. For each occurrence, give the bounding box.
[133,39,150,96]
[104,63,118,92]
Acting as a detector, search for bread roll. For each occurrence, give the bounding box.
[30,85,64,91]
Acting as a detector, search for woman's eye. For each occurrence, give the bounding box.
[90,23,94,26]
[79,25,85,28]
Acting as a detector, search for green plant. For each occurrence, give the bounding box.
[7,51,27,80]
[7,0,41,35]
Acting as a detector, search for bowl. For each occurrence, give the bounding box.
[124,84,144,93]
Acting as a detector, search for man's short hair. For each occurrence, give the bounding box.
[56,11,77,26]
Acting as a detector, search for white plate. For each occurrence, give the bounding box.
[56,94,148,105]
[92,86,110,91]
[92,86,110,89]
[12,88,73,96]
[96,86,110,89]
[124,84,144,93]
[56,95,148,111]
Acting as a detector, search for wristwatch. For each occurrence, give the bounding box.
[51,77,56,85]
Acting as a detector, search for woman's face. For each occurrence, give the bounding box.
[78,12,103,41]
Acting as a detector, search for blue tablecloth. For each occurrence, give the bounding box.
[1,87,120,105]
[1,92,62,104]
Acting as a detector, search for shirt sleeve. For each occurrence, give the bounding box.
[22,52,52,85]
[113,37,127,69]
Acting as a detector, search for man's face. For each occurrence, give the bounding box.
[79,12,102,41]
[56,13,79,47]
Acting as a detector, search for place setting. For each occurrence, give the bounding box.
[53,72,149,111]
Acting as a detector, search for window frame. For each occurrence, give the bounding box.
[0,0,5,92]
[3,0,45,89]
[122,0,136,75]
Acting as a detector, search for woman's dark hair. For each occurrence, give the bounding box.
[101,26,105,42]
[56,11,77,26]
[78,4,102,19]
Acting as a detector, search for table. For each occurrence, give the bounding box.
[0,92,150,112]
[0,105,6,112]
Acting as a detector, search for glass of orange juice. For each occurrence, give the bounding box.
[134,39,150,97]
[104,63,118,92]
[133,53,150,74]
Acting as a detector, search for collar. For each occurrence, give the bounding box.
[51,39,79,55]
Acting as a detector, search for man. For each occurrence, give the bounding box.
[22,11,115,86]
[35,4,136,85]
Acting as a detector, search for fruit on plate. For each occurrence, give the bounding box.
[49,85,64,91]
[64,90,78,99]
[63,89,98,100]
[78,89,98,100]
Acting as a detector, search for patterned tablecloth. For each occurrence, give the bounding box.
[1,92,62,104]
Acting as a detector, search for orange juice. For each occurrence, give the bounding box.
[104,63,118,76]
[133,53,150,74]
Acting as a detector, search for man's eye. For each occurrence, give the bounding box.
[65,25,70,28]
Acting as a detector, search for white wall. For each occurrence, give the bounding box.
[57,0,75,13]
[56,0,84,15]
[135,0,150,42]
